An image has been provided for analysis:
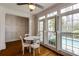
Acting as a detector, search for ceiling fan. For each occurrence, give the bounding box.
[17,3,44,11]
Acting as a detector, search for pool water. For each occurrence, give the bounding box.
[62,37,79,48]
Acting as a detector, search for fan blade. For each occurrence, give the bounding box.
[17,3,44,9]
[35,4,44,9]
[17,3,29,5]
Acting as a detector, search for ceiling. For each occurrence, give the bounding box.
[0,3,55,15]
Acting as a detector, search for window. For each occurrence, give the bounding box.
[37,3,79,55]
[62,15,72,32]
[73,4,79,10]
[61,4,79,14]
[48,18,55,31]
[38,16,45,42]
[73,13,79,33]
[47,11,57,17]
[61,6,72,13]
[38,21,44,42]
[47,17,56,47]
[62,13,79,55]
[38,16,45,20]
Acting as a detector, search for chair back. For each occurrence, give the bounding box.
[33,37,40,45]
[20,36,24,45]
[36,39,40,44]
[25,34,30,37]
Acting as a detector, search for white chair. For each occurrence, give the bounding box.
[31,38,40,56]
[25,34,30,37]
[20,36,30,55]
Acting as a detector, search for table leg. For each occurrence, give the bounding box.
[29,45,31,53]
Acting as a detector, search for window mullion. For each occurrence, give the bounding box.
[72,13,74,53]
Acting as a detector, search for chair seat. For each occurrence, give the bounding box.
[23,43,30,47]
[31,44,40,49]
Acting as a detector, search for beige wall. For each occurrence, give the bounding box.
[31,16,38,36]
[31,16,36,36]
[34,16,38,35]
[5,14,29,42]
[0,7,6,50]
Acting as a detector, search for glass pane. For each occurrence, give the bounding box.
[47,11,57,17]
[38,16,45,20]
[62,15,72,32]
[73,13,79,33]
[66,45,72,52]
[62,44,66,50]
[62,33,73,52]
[73,4,79,10]
[61,6,72,13]
[73,34,79,48]
[66,34,73,52]
[48,32,56,46]
[39,21,44,42]
[40,31,43,42]
[62,33,67,50]
[62,33,67,45]
[39,21,43,31]
[48,18,55,31]
[62,16,67,32]
[48,20,51,31]
[66,15,72,32]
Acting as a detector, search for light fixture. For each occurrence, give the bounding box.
[29,4,36,11]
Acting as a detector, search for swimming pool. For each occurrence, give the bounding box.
[62,37,79,48]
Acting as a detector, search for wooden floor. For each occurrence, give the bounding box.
[0,40,61,56]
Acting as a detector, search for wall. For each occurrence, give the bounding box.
[5,14,29,42]
[29,15,38,36]
[32,16,38,35]
[0,6,29,50]
[5,8,29,18]
[0,7,6,50]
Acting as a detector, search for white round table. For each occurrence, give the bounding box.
[24,36,40,53]
[24,36,40,41]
